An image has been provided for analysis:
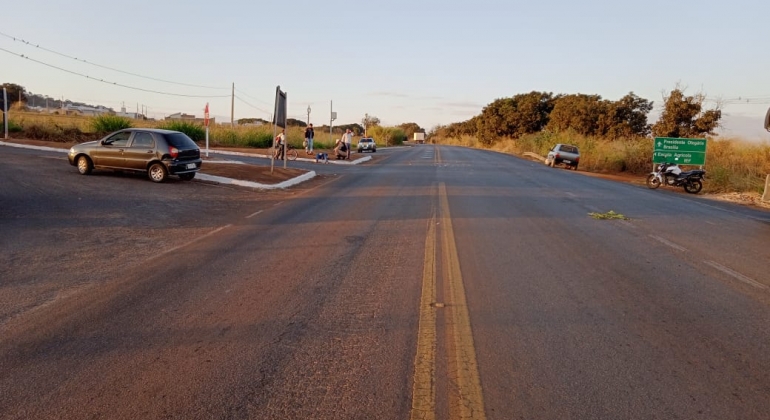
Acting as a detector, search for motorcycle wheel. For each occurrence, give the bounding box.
[684,179,703,194]
[646,174,661,189]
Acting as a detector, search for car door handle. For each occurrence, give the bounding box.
[147,150,153,154]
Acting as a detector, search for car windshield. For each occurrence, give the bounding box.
[164,133,198,149]
[361,139,372,143]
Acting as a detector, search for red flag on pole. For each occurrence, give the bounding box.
[204,103,210,127]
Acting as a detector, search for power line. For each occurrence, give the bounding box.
[234,95,272,115]
[0,31,229,90]
[234,88,273,107]
[0,46,231,99]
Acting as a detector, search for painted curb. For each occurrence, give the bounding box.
[197,171,316,190]
[0,141,68,153]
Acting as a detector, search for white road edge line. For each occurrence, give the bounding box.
[649,235,688,252]
[273,201,284,207]
[246,210,264,219]
[149,224,232,261]
[703,260,768,290]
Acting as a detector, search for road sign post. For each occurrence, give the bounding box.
[652,137,708,166]
[204,103,210,157]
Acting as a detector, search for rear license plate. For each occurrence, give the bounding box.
[563,160,571,164]
[186,163,196,169]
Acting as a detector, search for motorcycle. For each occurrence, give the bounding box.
[646,161,705,194]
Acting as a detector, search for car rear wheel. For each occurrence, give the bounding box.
[148,163,168,183]
[77,155,92,175]
[179,173,196,181]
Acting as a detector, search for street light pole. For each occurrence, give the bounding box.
[307,105,311,125]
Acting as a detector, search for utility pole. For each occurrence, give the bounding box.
[330,100,333,142]
[364,113,369,137]
[307,105,311,125]
[231,82,235,127]
[3,87,8,140]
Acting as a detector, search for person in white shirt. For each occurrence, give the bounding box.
[274,129,286,160]
[343,128,353,159]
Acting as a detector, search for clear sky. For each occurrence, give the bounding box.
[2,0,769,140]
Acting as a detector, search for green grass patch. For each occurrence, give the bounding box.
[90,115,132,133]
[158,121,206,142]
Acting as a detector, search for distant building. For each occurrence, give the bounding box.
[116,106,141,119]
[64,105,111,117]
[166,112,214,125]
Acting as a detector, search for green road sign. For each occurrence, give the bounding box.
[653,137,707,165]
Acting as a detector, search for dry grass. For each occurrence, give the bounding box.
[432,132,770,194]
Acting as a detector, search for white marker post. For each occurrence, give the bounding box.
[204,103,210,157]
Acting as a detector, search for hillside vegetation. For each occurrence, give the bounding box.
[430,88,770,194]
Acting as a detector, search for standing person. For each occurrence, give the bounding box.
[343,128,353,160]
[274,129,286,160]
[304,123,315,155]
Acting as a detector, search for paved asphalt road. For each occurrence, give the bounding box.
[1,144,769,419]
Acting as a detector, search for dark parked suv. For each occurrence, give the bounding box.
[68,128,202,182]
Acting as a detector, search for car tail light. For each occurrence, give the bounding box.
[575,156,579,162]
[169,146,179,158]
[555,153,560,159]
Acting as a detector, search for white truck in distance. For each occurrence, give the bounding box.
[414,132,426,144]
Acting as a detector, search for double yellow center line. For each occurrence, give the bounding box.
[411,181,486,420]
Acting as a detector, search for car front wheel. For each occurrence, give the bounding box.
[77,155,93,175]
[148,163,168,183]
[77,156,94,175]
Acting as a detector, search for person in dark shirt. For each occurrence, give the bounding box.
[304,124,315,155]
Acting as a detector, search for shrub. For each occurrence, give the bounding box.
[158,121,206,142]
[90,115,132,133]
[8,120,22,133]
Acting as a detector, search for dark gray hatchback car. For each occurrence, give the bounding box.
[68,128,202,182]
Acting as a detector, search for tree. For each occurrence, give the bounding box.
[361,114,380,135]
[0,83,28,110]
[476,91,555,144]
[397,122,423,139]
[652,88,721,138]
[545,92,652,138]
[604,92,653,138]
[546,94,608,136]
